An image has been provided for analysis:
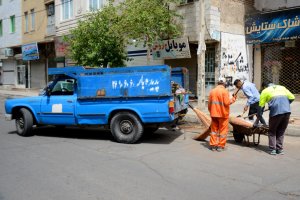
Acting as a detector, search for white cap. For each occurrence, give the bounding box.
[218,77,226,83]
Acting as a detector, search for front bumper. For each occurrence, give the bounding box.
[5,114,12,121]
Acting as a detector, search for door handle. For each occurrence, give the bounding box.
[67,100,73,103]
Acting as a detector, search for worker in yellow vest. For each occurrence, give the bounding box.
[259,82,295,155]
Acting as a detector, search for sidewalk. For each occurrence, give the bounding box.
[0,87,39,97]
[186,98,300,137]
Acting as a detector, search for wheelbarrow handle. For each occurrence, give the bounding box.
[243,108,270,119]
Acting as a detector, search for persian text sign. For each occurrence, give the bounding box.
[152,38,191,60]
[245,8,300,44]
[22,43,39,61]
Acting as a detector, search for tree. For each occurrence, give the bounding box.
[118,0,182,63]
[64,0,182,67]
[64,3,127,67]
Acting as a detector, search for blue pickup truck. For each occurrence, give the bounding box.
[5,65,189,143]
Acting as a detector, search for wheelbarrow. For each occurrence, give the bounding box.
[229,114,269,146]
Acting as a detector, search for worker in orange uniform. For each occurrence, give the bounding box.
[208,77,237,152]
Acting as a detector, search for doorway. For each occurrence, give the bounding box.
[205,44,216,96]
[17,65,26,88]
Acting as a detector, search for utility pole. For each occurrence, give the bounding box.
[197,0,206,109]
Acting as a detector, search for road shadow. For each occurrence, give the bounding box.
[226,136,270,154]
[141,128,183,144]
[199,140,212,151]
[32,126,114,141]
[195,134,271,154]
[9,126,183,145]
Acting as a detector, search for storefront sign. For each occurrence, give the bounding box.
[245,8,300,44]
[22,43,39,60]
[152,38,191,60]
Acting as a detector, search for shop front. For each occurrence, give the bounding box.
[246,8,300,94]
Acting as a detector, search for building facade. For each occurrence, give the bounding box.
[54,0,107,67]
[21,0,56,88]
[6,0,297,99]
[164,0,255,97]
[248,0,300,94]
[0,0,22,87]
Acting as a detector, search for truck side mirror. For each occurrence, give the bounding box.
[46,87,51,96]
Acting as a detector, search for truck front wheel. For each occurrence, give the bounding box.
[15,108,34,136]
[110,112,143,144]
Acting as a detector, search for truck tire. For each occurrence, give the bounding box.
[233,131,244,143]
[15,108,34,136]
[110,112,143,144]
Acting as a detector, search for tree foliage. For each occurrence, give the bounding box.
[118,0,183,63]
[64,3,126,67]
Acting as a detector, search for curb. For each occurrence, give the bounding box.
[286,125,300,137]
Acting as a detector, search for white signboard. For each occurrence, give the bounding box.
[220,33,250,86]
[152,38,191,60]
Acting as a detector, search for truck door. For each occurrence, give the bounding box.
[40,78,76,125]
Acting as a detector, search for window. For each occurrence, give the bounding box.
[24,12,28,32]
[31,9,35,30]
[62,0,73,20]
[51,79,75,95]
[0,20,2,36]
[89,0,104,11]
[10,15,15,33]
[47,3,55,16]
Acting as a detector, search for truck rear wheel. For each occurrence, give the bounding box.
[110,112,143,144]
[15,108,34,136]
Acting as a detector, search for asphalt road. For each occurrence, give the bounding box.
[0,94,300,200]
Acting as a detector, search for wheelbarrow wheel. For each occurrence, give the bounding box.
[233,131,244,143]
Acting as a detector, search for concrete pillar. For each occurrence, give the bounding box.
[197,0,206,109]
[253,44,262,90]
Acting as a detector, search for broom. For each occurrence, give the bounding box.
[188,104,212,141]
[190,85,243,141]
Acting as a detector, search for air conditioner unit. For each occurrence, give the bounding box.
[5,48,14,57]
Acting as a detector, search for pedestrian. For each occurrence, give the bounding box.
[233,79,266,126]
[208,77,237,152]
[259,82,295,155]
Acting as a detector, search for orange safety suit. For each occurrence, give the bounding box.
[208,85,236,148]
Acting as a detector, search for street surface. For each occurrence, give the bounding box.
[0,94,300,200]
